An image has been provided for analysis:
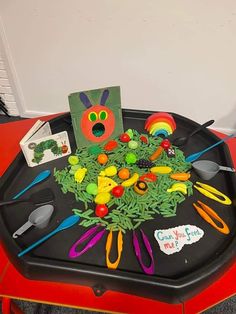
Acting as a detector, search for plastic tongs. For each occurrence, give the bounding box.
[69,225,106,258]
[193,200,230,234]
[106,229,123,270]
[133,229,155,275]
[194,182,232,205]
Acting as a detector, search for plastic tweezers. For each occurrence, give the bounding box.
[133,229,155,275]
[69,225,106,258]
[106,229,123,270]
[193,200,230,235]
[194,182,232,205]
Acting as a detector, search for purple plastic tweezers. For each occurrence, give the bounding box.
[133,229,155,275]
[69,225,106,258]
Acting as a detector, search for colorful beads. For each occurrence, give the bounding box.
[134,180,148,195]
[88,145,102,156]
[118,168,130,180]
[128,140,138,149]
[112,186,125,198]
[119,133,130,143]
[97,153,108,165]
[86,183,98,195]
[104,140,118,151]
[68,155,79,165]
[95,192,111,204]
[125,152,137,164]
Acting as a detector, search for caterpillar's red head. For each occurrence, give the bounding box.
[80,89,115,142]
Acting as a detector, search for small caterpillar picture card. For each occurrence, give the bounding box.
[20,120,71,167]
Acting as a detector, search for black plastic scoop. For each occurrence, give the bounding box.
[0,188,54,207]
[172,119,215,147]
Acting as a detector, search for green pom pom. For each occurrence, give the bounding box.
[68,155,79,165]
[125,152,137,164]
[86,183,98,195]
[88,145,102,156]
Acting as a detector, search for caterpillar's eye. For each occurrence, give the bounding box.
[99,110,108,120]
[88,112,98,122]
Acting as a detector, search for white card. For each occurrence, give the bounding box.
[21,131,71,167]
[154,225,204,255]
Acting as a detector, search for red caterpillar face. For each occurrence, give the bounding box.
[81,105,115,142]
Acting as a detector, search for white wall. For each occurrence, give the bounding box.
[0,0,236,132]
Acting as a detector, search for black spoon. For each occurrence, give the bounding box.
[0,188,54,207]
[172,119,215,147]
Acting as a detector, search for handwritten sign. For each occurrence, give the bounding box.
[154,225,204,255]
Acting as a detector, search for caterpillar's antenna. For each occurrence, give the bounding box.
[79,92,92,109]
[100,89,109,106]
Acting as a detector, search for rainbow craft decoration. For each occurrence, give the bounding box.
[145,112,176,137]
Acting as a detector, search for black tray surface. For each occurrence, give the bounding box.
[0,109,236,303]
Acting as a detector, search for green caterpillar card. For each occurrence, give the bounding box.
[68,86,124,148]
[20,120,71,167]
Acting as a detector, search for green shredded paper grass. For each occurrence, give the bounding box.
[54,130,193,233]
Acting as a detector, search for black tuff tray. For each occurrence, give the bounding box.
[0,109,236,304]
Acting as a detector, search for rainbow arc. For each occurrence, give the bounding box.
[145,112,176,137]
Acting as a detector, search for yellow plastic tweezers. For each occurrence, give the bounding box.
[194,182,232,205]
[193,200,230,234]
[106,229,123,270]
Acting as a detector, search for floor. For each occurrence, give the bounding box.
[0,114,235,313]
[13,301,104,314]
